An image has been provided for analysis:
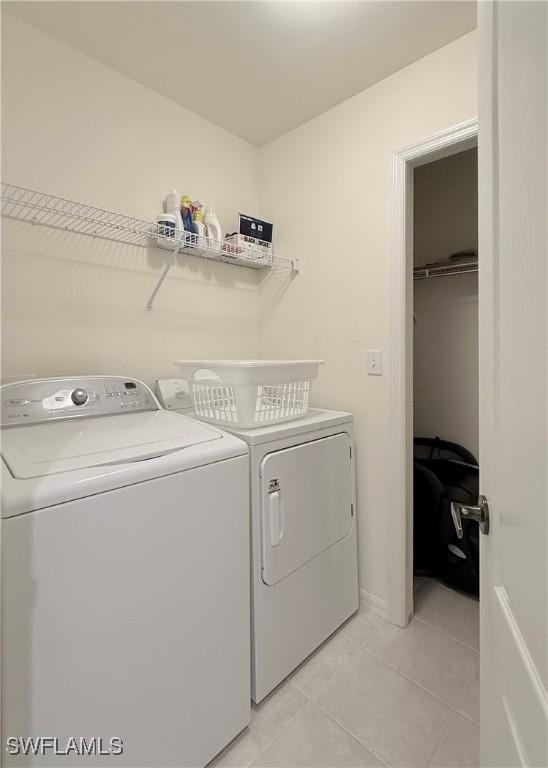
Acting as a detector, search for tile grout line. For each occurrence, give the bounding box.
[360,644,479,722]
[294,613,480,731]
[426,709,458,768]
[370,576,479,654]
[312,698,391,768]
[301,643,452,768]
[412,614,480,654]
[312,641,480,747]
[287,648,391,767]
[404,585,476,765]
[455,706,480,726]
[245,683,317,768]
[249,673,476,768]
[290,675,333,702]
[289,623,375,701]
[216,681,311,768]
[360,608,480,724]
[244,601,479,767]
[413,578,480,650]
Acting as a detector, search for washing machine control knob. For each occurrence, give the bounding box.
[71,388,88,406]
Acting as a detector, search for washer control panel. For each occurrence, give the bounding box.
[1,376,158,426]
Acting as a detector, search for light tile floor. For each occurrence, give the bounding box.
[211,579,479,768]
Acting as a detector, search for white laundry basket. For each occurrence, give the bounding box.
[174,360,323,428]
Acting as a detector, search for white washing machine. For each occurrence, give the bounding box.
[1,376,250,767]
[156,381,359,703]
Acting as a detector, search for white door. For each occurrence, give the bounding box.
[260,434,353,586]
[478,2,548,765]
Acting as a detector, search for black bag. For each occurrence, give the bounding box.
[413,437,479,596]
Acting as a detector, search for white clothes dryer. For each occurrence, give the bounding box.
[156,381,359,704]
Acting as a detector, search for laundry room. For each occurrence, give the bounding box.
[2,3,547,768]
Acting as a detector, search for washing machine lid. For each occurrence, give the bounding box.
[2,410,223,479]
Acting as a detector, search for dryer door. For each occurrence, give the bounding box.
[260,433,353,586]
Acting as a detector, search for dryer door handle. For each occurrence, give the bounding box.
[268,489,285,547]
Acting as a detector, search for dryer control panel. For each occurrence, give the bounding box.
[1,376,158,426]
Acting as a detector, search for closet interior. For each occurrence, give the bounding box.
[412,148,480,611]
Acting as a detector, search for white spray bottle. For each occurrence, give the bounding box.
[165,190,184,244]
[203,205,222,247]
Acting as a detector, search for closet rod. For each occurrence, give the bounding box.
[413,262,478,280]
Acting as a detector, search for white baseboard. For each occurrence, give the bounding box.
[359,588,388,620]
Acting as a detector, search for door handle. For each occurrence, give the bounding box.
[268,479,284,547]
[451,495,490,537]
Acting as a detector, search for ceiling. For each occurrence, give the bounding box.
[5,1,477,146]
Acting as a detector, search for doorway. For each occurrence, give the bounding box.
[413,146,479,580]
[412,147,480,651]
[388,118,479,628]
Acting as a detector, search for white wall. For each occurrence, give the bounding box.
[1,14,478,609]
[414,148,478,268]
[413,150,479,458]
[1,12,261,385]
[258,32,477,606]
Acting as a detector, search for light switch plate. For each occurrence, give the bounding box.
[367,350,383,376]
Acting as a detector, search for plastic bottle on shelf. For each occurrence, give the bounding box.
[192,208,207,248]
[180,195,194,232]
[165,190,184,246]
[155,213,177,247]
[203,205,222,248]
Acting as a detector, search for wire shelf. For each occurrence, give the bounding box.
[0,182,290,271]
[413,259,478,280]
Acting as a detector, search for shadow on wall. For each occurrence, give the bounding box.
[3,219,262,293]
[256,266,297,323]
[1,221,264,383]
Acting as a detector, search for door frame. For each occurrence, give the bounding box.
[388,117,479,627]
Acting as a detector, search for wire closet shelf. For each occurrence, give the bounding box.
[0,183,295,306]
[413,259,478,280]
